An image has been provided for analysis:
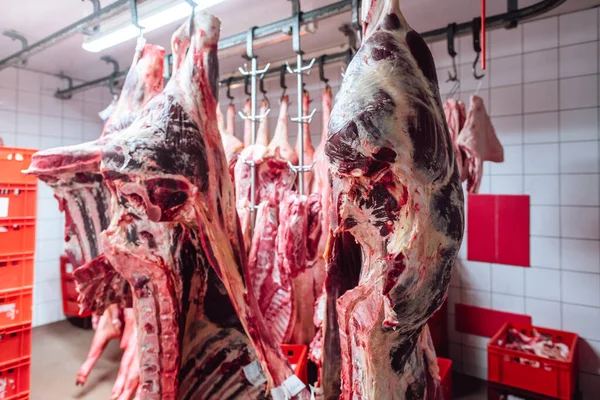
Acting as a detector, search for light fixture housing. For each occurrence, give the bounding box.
[82,0,225,53]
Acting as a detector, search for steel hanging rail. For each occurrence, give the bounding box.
[420,0,566,42]
[0,0,135,71]
[53,0,355,99]
[53,0,566,99]
[217,0,354,50]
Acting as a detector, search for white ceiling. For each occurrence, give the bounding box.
[1,0,598,82]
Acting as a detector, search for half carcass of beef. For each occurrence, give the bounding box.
[257,99,270,146]
[308,86,334,360]
[247,199,294,345]
[217,102,243,183]
[234,144,296,253]
[99,12,306,399]
[318,1,464,398]
[443,98,466,182]
[456,95,504,193]
[243,98,253,147]
[277,191,322,345]
[24,40,165,394]
[295,91,316,194]
[268,95,298,165]
[25,39,164,304]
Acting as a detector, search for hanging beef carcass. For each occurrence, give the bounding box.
[243,98,252,147]
[246,199,295,346]
[443,98,466,182]
[308,85,333,372]
[24,39,165,398]
[277,191,322,345]
[99,12,307,399]
[310,85,334,289]
[257,99,271,146]
[318,0,464,398]
[443,96,503,193]
[456,95,504,193]
[295,91,316,193]
[268,95,299,165]
[217,102,243,183]
[235,144,296,254]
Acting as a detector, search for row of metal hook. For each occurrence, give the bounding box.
[446,18,486,98]
[222,54,333,111]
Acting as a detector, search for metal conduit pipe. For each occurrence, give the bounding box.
[0,0,136,71]
[53,0,566,99]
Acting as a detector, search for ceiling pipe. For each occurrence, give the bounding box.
[53,0,567,99]
[0,0,135,71]
[421,0,567,42]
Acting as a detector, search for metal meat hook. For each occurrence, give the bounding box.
[472,17,485,80]
[183,0,197,42]
[259,72,270,110]
[279,64,288,102]
[445,23,458,83]
[80,0,101,35]
[243,75,251,98]
[101,56,120,97]
[319,54,330,89]
[129,0,144,31]
[2,30,28,65]
[226,77,234,104]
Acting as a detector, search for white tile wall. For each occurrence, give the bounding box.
[523,112,559,143]
[1,67,106,327]
[435,7,600,387]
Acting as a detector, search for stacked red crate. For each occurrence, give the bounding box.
[0,147,37,399]
[60,255,90,317]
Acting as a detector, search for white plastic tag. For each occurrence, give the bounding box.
[271,375,306,400]
[0,377,7,399]
[0,198,8,217]
[0,303,16,320]
[282,375,305,396]
[243,361,267,387]
[309,384,323,400]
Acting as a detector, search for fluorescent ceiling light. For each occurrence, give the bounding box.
[82,0,225,52]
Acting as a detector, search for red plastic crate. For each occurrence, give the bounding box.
[0,254,34,293]
[438,357,452,400]
[0,288,32,328]
[280,344,308,385]
[0,324,32,365]
[0,147,37,185]
[62,277,79,301]
[0,218,36,255]
[60,255,89,318]
[488,322,578,399]
[0,184,37,220]
[0,357,30,399]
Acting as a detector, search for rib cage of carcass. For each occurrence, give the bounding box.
[99,11,307,400]
[314,0,464,398]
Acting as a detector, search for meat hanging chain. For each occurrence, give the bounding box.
[99,11,306,400]
[318,0,464,398]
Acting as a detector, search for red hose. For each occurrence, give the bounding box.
[482,0,486,70]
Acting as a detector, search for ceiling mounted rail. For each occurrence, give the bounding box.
[55,0,355,98]
[421,0,566,42]
[0,0,137,71]
[217,0,354,50]
[53,0,566,99]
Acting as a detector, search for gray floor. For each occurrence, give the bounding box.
[31,320,120,400]
[31,320,487,399]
